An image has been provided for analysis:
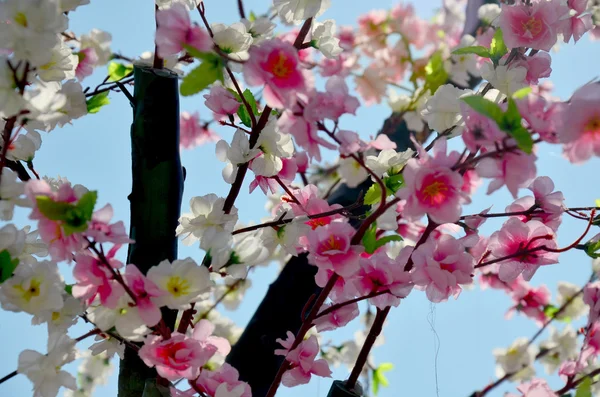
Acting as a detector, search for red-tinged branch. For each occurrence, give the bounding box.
[453,139,543,172]
[232,200,364,235]
[556,366,600,395]
[460,206,600,220]
[294,18,313,49]
[0,116,17,187]
[345,306,391,390]
[315,289,391,319]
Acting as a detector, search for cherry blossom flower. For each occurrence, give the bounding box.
[476,151,537,199]
[499,1,561,51]
[244,39,305,109]
[72,249,124,308]
[488,218,559,282]
[506,279,550,325]
[311,19,343,58]
[397,139,469,224]
[85,204,132,244]
[278,108,335,161]
[584,281,600,324]
[125,264,165,327]
[195,363,251,397]
[274,0,331,25]
[506,378,556,397]
[539,326,578,374]
[155,3,212,57]
[18,332,78,397]
[307,222,363,277]
[147,257,212,310]
[493,337,537,381]
[421,84,472,133]
[180,111,219,150]
[281,335,332,387]
[527,176,564,216]
[203,85,240,119]
[304,77,359,122]
[558,0,593,43]
[314,302,359,332]
[556,82,600,164]
[410,234,475,303]
[354,67,387,106]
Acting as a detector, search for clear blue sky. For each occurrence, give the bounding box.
[1,1,599,396]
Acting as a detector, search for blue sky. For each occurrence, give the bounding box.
[1,0,600,396]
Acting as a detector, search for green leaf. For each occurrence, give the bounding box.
[543,304,559,318]
[372,235,403,253]
[180,54,224,96]
[362,223,377,254]
[461,95,504,124]
[182,44,214,60]
[490,28,508,65]
[502,98,534,154]
[107,61,133,82]
[586,239,600,259]
[75,191,98,223]
[237,89,259,128]
[575,377,592,397]
[36,196,75,221]
[451,46,490,58]
[64,284,73,296]
[249,11,257,22]
[0,250,19,284]
[364,184,384,206]
[512,87,532,100]
[384,174,404,194]
[86,92,110,114]
[424,51,449,94]
[372,363,394,396]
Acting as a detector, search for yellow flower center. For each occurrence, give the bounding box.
[14,279,41,302]
[268,52,292,79]
[323,235,343,251]
[422,180,449,205]
[584,116,600,135]
[166,276,191,298]
[522,17,542,37]
[14,12,27,27]
[52,312,61,321]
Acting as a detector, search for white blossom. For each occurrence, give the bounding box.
[253,118,295,177]
[32,294,82,331]
[176,194,238,251]
[18,331,78,397]
[147,257,212,310]
[216,129,261,183]
[311,19,342,59]
[7,130,41,162]
[539,326,578,374]
[80,29,112,66]
[242,17,276,44]
[493,337,537,381]
[365,148,414,179]
[86,295,149,342]
[555,281,586,321]
[89,334,125,360]
[213,276,252,310]
[59,0,90,12]
[478,3,501,26]
[0,169,25,220]
[274,0,331,25]
[338,157,368,188]
[0,58,26,118]
[480,61,527,95]
[211,23,253,63]
[37,42,78,82]
[450,35,480,87]
[0,261,64,316]
[421,84,473,133]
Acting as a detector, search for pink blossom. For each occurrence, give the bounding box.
[506,378,556,397]
[461,169,482,196]
[250,157,297,195]
[243,39,305,109]
[506,279,551,325]
[499,1,560,51]
[278,110,334,161]
[125,264,165,327]
[138,333,209,381]
[398,139,469,224]
[559,0,593,43]
[528,176,564,215]
[337,26,356,51]
[584,281,600,324]
[307,222,363,277]
[336,130,367,155]
[180,111,219,149]
[295,151,309,173]
[193,319,231,354]
[282,335,332,387]
[488,218,559,282]
[274,331,295,357]
[354,67,387,106]
[72,248,124,308]
[319,53,356,77]
[314,302,359,332]
[304,77,360,122]
[75,47,98,81]
[369,134,397,151]
[195,363,251,397]
[556,83,600,164]
[460,103,505,152]
[512,51,552,85]
[155,4,212,57]
[358,10,389,38]
[351,250,413,309]
[516,94,560,143]
[315,268,357,303]
[476,151,537,199]
[25,180,87,262]
[203,85,240,119]
[506,195,562,232]
[85,204,132,244]
[410,234,475,303]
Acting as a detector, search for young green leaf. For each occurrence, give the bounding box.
[512,86,532,100]
[490,28,508,65]
[371,235,403,253]
[86,92,110,114]
[372,363,394,395]
[364,184,384,206]
[76,191,98,223]
[36,196,75,221]
[451,46,491,58]
[575,377,592,397]
[237,89,259,128]
[362,223,378,254]
[502,98,534,154]
[180,54,224,96]
[424,51,449,94]
[0,250,19,283]
[107,61,133,82]
[461,95,504,124]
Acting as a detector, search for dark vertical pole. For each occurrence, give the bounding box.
[118,65,183,397]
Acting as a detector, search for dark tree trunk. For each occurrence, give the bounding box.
[118,66,184,397]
